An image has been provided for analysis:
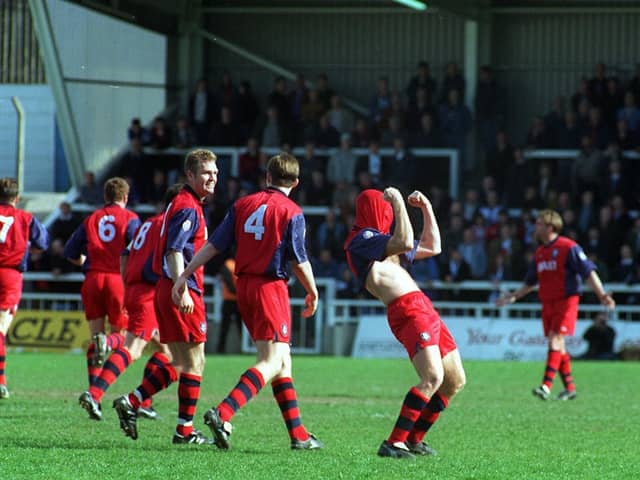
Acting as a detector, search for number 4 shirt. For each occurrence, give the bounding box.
[64,204,140,273]
[209,187,308,279]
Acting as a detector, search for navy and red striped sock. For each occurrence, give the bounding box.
[128,352,176,409]
[272,377,309,442]
[86,344,101,387]
[0,332,6,385]
[388,387,429,445]
[542,350,562,391]
[559,352,575,392]
[106,332,124,351]
[176,373,202,437]
[217,367,265,422]
[89,347,132,402]
[407,392,449,444]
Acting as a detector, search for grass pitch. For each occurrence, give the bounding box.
[1,353,638,479]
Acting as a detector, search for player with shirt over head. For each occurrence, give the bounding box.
[0,178,49,399]
[344,188,466,460]
[64,177,140,396]
[78,184,181,421]
[173,153,323,451]
[113,149,218,445]
[496,209,614,400]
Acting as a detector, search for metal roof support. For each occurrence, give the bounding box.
[198,28,369,117]
[28,0,85,188]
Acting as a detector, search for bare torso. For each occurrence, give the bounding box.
[365,256,421,305]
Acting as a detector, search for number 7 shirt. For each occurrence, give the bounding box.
[209,187,308,279]
[0,204,49,271]
[64,204,140,273]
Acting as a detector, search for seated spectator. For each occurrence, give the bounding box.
[148,116,172,150]
[570,77,591,112]
[543,96,566,146]
[613,244,636,283]
[316,73,335,111]
[485,130,514,193]
[576,97,592,132]
[304,170,333,207]
[406,87,437,133]
[458,227,487,279]
[173,116,195,148]
[571,135,604,202]
[327,133,357,185]
[602,77,624,128]
[462,188,481,223]
[479,190,502,225]
[350,116,373,148]
[315,209,347,260]
[443,214,465,251]
[600,158,632,206]
[536,162,558,204]
[326,95,354,134]
[298,142,325,185]
[556,110,582,149]
[356,141,384,185]
[369,76,391,128]
[617,91,640,133]
[439,61,465,104]
[585,106,611,150]
[438,89,472,159]
[267,76,291,126]
[332,181,358,213]
[49,202,80,243]
[576,190,597,237]
[409,112,441,148]
[613,119,638,151]
[380,115,406,147]
[209,106,241,146]
[258,106,284,147]
[312,249,342,279]
[581,312,616,360]
[147,170,167,205]
[238,137,262,191]
[625,217,640,259]
[588,62,608,107]
[628,63,640,100]
[312,114,340,148]
[300,89,326,131]
[406,61,437,108]
[525,116,554,149]
[236,80,260,142]
[78,171,102,204]
[384,137,415,192]
[127,117,149,144]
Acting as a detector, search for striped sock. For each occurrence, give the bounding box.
[86,344,102,387]
[127,352,176,409]
[272,377,309,442]
[542,350,563,391]
[107,332,125,350]
[388,387,429,445]
[0,332,6,385]
[176,373,202,437]
[559,353,575,392]
[89,347,132,402]
[217,368,265,422]
[407,393,449,444]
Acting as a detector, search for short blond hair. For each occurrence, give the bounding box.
[537,209,563,232]
[267,153,299,187]
[103,177,129,203]
[185,149,217,175]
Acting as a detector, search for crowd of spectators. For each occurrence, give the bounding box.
[65,61,640,303]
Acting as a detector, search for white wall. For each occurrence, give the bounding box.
[0,86,55,191]
[46,0,166,176]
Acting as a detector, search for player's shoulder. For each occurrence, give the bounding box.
[347,228,381,249]
[556,235,578,249]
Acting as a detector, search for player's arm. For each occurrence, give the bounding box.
[384,187,414,256]
[586,271,615,309]
[409,190,442,260]
[292,261,319,318]
[63,224,87,266]
[496,261,537,306]
[29,217,49,253]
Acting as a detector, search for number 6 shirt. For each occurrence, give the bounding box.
[209,187,308,279]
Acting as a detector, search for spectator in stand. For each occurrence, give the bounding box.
[601,158,631,206]
[298,142,324,185]
[597,205,619,268]
[536,162,557,205]
[386,91,406,130]
[149,117,172,150]
[544,96,566,147]
[236,81,260,143]
[439,62,465,104]
[613,119,638,151]
[351,116,373,148]
[406,87,437,133]
[209,106,241,146]
[79,171,103,205]
[525,116,554,149]
[312,248,342,279]
[305,170,333,208]
[128,118,149,144]
[581,312,616,360]
[315,209,347,260]
[49,202,80,243]
[575,98,592,133]
[443,215,465,250]
[406,61,437,108]
[370,76,392,129]
[439,89,472,171]
[503,147,533,208]
[313,114,340,148]
[217,70,237,112]
[289,73,309,126]
[588,62,608,107]
[556,111,582,150]
[576,190,597,237]
[381,116,406,147]
[238,137,262,191]
[586,107,611,150]
[121,138,149,199]
[628,63,640,100]
[479,190,502,225]
[461,188,481,224]
[173,117,195,149]
[385,137,415,193]
[316,73,335,111]
[327,95,354,135]
[147,170,167,205]
[356,141,384,185]
[613,244,636,283]
[458,228,487,279]
[259,106,284,148]
[571,135,604,202]
[327,133,357,185]
[617,92,640,133]
[300,89,326,136]
[189,79,216,145]
[485,130,514,193]
[267,76,291,127]
[332,181,358,214]
[410,112,441,148]
[475,65,503,153]
[442,246,472,283]
[626,217,640,259]
[603,78,624,129]
[571,78,592,112]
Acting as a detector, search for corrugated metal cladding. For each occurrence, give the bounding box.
[493,12,640,143]
[0,0,46,83]
[204,12,465,107]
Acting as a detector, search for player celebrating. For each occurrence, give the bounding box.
[113,149,218,445]
[344,188,466,460]
[497,209,614,400]
[173,153,323,451]
[78,184,181,421]
[0,178,49,399]
[64,177,140,393]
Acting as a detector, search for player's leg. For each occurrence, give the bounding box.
[533,302,561,400]
[137,334,172,419]
[555,299,579,400]
[0,309,15,399]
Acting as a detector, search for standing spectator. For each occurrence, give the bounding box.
[485,130,514,194]
[128,118,149,144]
[327,95,354,134]
[289,73,309,126]
[209,106,241,146]
[173,117,195,149]
[410,113,441,148]
[259,106,283,148]
[617,92,640,133]
[602,78,624,128]
[406,87,437,133]
[544,96,566,146]
[174,153,323,452]
[188,79,216,145]
[628,63,640,102]
[216,70,237,113]
[267,76,291,127]
[585,107,611,150]
[556,111,582,150]
[503,148,534,207]
[113,150,218,444]
[315,209,347,260]
[316,73,335,111]
[439,62,465,104]
[356,141,384,185]
[570,78,591,112]
[238,137,263,191]
[458,228,487,279]
[497,209,615,401]
[64,178,140,403]
[236,81,260,143]
[300,89,326,135]
[370,76,392,128]
[571,136,604,202]
[475,65,503,152]
[0,178,49,399]
[600,159,631,206]
[327,133,357,185]
[49,201,81,243]
[406,61,437,107]
[525,116,554,149]
[313,114,340,148]
[439,89,472,171]
[216,256,242,354]
[588,62,608,107]
[79,171,103,205]
[351,116,373,148]
[576,190,597,237]
[385,137,415,192]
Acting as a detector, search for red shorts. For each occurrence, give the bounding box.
[236,276,290,343]
[387,291,457,359]
[0,268,22,314]
[155,277,207,343]
[124,283,159,342]
[80,271,127,330]
[541,295,579,337]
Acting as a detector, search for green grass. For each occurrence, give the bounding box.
[1,354,639,479]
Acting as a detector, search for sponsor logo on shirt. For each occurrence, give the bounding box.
[537,260,557,272]
[182,219,192,232]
